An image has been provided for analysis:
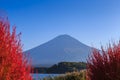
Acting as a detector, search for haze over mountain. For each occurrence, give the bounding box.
[25,34,92,67]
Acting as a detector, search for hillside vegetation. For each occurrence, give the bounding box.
[33,62,86,73]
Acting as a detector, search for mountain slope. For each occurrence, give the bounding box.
[25,34,92,67]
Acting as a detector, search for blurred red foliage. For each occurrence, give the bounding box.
[87,43,120,80]
[0,19,32,80]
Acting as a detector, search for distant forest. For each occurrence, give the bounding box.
[33,62,86,74]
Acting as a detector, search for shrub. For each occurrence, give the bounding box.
[87,42,120,80]
[0,18,32,80]
[43,70,86,80]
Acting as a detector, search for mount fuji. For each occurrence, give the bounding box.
[25,34,92,67]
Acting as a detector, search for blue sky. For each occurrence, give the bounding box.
[0,0,120,51]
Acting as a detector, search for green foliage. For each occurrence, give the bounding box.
[47,62,86,73]
[34,62,86,74]
[43,70,86,80]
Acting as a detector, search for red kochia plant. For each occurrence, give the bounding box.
[0,19,32,80]
[87,42,120,80]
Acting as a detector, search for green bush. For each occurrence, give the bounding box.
[43,70,86,80]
